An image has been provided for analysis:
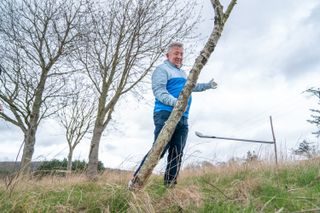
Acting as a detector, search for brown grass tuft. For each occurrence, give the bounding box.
[230,177,261,204]
[155,185,203,212]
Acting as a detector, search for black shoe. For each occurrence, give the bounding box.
[128,177,143,191]
[164,182,176,188]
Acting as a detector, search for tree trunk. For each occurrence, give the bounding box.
[130,0,237,190]
[87,124,104,180]
[67,148,73,172]
[19,71,47,175]
[20,120,38,175]
[20,132,35,175]
[86,89,116,180]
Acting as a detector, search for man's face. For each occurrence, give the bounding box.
[166,46,183,68]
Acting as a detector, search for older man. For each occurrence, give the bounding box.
[129,42,217,188]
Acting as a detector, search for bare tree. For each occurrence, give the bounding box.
[57,76,96,172]
[129,0,237,190]
[0,0,90,174]
[75,0,200,179]
[306,87,320,137]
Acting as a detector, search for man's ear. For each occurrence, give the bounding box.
[166,53,169,58]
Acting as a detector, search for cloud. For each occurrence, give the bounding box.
[273,3,320,78]
[0,123,23,161]
[0,123,22,141]
[199,0,320,81]
[104,143,116,151]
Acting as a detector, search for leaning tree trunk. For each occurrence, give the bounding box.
[130,0,237,190]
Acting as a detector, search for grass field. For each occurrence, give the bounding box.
[1,158,320,212]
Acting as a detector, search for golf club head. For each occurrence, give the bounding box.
[195,131,204,137]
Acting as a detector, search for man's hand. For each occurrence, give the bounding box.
[209,79,218,89]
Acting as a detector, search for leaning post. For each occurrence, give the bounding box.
[269,116,278,165]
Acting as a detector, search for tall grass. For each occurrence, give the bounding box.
[1,158,320,212]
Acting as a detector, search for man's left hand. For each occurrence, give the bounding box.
[209,79,218,89]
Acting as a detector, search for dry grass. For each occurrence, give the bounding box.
[230,177,261,203]
[157,185,203,209]
[1,158,320,212]
[127,185,203,213]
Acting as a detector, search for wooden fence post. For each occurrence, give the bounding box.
[269,116,278,165]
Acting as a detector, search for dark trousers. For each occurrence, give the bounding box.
[133,110,188,185]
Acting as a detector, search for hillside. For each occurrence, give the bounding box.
[0,158,320,212]
[0,161,42,171]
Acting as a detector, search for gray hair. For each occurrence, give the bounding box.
[167,42,183,53]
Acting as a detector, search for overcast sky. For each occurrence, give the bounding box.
[1,0,320,172]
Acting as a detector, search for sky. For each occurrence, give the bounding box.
[1,0,320,172]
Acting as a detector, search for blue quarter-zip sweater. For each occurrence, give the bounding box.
[152,60,212,118]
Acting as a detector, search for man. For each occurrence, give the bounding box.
[129,42,217,189]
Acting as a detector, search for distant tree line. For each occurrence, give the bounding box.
[35,158,105,177]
